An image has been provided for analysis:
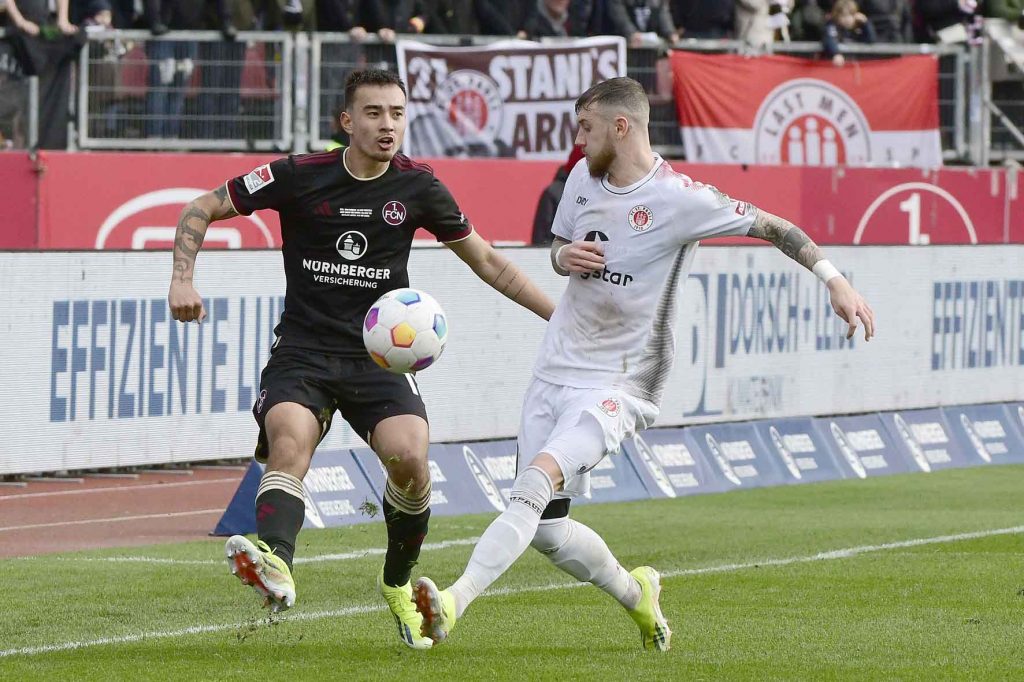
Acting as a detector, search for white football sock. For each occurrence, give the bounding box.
[532,516,641,610]
[448,466,553,617]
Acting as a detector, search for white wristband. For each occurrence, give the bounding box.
[812,259,843,284]
[555,243,571,270]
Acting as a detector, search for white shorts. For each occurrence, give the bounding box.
[517,377,659,499]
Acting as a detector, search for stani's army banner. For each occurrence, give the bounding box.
[396,36,626,160]
[670,52,943,169]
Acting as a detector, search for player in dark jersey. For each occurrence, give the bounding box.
[167,69,555,649]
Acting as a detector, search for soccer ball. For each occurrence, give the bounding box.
[362,288,448,374]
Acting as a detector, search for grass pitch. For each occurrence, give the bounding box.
[2,465,1022,680]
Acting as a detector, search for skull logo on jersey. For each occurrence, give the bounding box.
[628,205,653,232]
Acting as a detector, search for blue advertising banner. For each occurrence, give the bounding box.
[750,417,848,483]
[684,422,790,489]
[881,408,977,471]
[299,449,381,529]
[814,414,916,478]
[942,404,1024,465]
[353,443,509,517]
[621,429,729,498]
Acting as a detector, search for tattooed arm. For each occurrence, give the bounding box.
[748,209,876,340]
[446,230,556,321]
[168,185,238,323]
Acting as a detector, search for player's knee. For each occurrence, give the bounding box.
[531,516,571,554]
[266,435,313,477]
[510,465,554,516]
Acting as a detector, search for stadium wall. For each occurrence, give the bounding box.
[3,245,1022,475]
[1,151,1022,248]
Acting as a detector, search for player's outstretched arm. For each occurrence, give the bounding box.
[446,230,556,321]
[748,209,875,341]
[168,185,239,323]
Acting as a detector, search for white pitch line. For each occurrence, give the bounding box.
[50,537,483,567]
[0,478,240,501]
[0,509,225,533]
[2,524,1022,659]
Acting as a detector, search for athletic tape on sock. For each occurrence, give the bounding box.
[384,479,431,515]
[257,470,305,501]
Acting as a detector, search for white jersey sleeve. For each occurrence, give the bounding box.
[669,180,757,246]
[550,158,589,242]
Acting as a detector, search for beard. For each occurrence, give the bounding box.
[586,144,615,177]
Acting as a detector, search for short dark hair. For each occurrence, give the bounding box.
[574,77,649,121]
[344,69,407,110]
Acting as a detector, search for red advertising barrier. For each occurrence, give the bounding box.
[35,151,559,249]
[23,151,1024,248]
[0,152,38,248]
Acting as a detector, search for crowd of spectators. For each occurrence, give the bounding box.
[2,0,1021,46]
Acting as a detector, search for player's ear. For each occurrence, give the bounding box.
[340,111,354,135]
[615,115,629,139]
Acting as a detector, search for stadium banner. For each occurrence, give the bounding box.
[880,408,979,472]
[815,414,918,478]
[684,422,792,489]
[942,403,1024,465]
[396,36,627,160]
[0,151,37,248]
[3,245,1024,474]
[670,52,942,169]
[33,151,557,248]
[30,150,1020,249]
[622,429,729,498]
[749,417,849,484]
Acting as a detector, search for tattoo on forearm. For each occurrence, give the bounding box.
[748,211,825,271]
[172,203,210,281]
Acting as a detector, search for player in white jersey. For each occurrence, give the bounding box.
[413,77,875,651]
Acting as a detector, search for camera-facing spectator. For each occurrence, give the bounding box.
[670,0,734,38]
[4,0,77,36]
[823,0,877,66]
[607,0,679,45]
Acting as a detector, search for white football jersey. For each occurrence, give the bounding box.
[533,153,757,406]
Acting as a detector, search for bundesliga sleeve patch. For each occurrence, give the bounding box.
[243,164,275,194]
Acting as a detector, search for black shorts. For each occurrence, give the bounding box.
[251,346,427,462]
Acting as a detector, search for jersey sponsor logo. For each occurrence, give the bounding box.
[243,164,275,194]
[336,231,368,261]
[628,205,653,232]
[382,200,407,226]
[584,230,609,242]
[753,79,871,166]
[598,398,621,418]
[338,207,372,218]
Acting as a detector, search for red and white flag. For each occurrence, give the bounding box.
[670,52,942,168]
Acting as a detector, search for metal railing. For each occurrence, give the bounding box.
[6,28,1011,164]
[76,30,292,151]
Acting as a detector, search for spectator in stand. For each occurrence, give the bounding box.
[4,0,77,35]
[70,0,113,29]
[145,0,205,138]
[736,0,791,49]
[789,0,829,40]
[520,0,594,37]
[915,0,978,42]
[607,0,680,45]
[670,0,734,38]
[531,144,584,245]
[317,0,364,34]
[432,0,533,34]
[858,0,912,41]
[982,0,1024,26]
[823,0,877,66]
[358,0,433,41]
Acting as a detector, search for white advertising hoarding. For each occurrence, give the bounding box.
[2,246,1022,474]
